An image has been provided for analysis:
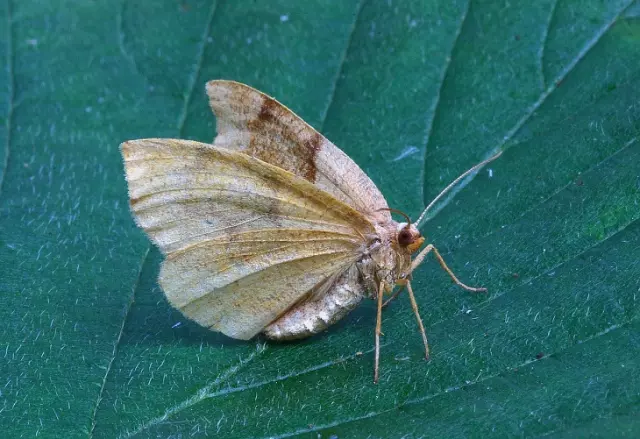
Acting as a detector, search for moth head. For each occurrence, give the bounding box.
[377,207,426,254]
[396,222,424,254]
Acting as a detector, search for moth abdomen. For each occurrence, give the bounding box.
[263,266,364,340]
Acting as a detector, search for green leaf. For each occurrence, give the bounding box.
[1,0,639,437]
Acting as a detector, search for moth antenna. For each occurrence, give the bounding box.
[415,150,503,229]
[378,207,412,225]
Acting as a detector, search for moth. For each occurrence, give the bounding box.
[121,80,501,383]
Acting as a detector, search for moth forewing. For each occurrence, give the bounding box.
[205,80,392,223]
[121,138,372,340]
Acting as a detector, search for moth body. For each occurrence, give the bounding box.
[263,265,364,340]
[367,221,422,291]
[263,220,423,340]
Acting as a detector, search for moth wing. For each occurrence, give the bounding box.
[206,80,391,224]
[121,139,374,340]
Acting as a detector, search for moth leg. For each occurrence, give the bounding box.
[406,281,430,360]
[374,280,385,384]
[382,285,405,308]
[411,244,486,293]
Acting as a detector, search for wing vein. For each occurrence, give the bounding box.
[180,250,355,310]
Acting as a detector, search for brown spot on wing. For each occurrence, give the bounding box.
[247,96,322,183]
[302,132,322,182]
[257,96,279,123]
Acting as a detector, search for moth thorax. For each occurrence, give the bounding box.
[396,222,424,254]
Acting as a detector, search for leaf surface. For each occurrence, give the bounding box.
[1,1,639,438]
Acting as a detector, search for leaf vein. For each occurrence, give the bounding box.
[116,0,145,82]
[117,344,266,439]
[418,0,471,210]
[318,0,367,131]
[538,0,558,90]
[421,0,470,171]
[1,0,14,199]
[176,0,218,136]
[203,345,381,399]
[88,247,149,438]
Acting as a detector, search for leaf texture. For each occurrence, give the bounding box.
[0,0,639,438]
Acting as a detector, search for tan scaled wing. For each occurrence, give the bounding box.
[121,139,375,340]
[206,80,391,224]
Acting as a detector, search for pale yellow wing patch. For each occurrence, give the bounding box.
[206,80,391,224]
[164,243,354,340]
[121,138,372,339]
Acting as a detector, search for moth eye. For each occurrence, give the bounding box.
[398,229,414,247]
